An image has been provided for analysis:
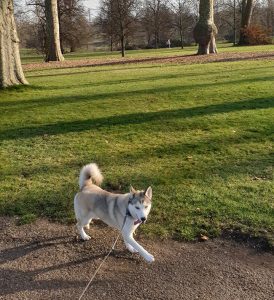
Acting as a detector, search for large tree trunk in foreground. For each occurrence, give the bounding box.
[45,0,64,62]
[238,0,254,45]
[193,0,218,55]
[0,0,28,88]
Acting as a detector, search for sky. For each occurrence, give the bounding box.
[85,0,100,10]
[83,0,100,19]
[18,0,100,10]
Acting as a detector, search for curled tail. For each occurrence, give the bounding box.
[79,163,103,190]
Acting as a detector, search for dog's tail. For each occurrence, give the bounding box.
[79,163,103,190]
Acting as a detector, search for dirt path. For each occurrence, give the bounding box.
[23,51,274,71]
[0,217,273,300]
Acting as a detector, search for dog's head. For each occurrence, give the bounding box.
[128,186,152,224]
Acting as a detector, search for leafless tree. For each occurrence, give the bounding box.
[194,0,218,54]
[238,0,255,44]
[141,0,173,48]
[169,0,194,48]
[97,0,119,51]
[266,0,274,35]
[0,0,28,88]
[45,0,64,61]
[98,0,138,57]
[58,0,91,52]
[22,0,90,54]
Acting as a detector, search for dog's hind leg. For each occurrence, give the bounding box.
[85,218,92,230]
[74,195,92,240]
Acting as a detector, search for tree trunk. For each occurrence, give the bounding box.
[45,0,64,62]
[238,0,254,45]
[179,28,184,49]
[0,0,28,88]
[70,40,76,53]
[193,0,218,55]
[110,36,113,52]
[121,36,125,57]
[266,0,273,36]
[209,33,217,53]
[154,31,158,49]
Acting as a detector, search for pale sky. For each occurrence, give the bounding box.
[85,0,100,10]
[19,0,101,10]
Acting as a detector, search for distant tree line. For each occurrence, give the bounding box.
[95,0,273,53]
[1,0,273,88]
[14,0,274,55]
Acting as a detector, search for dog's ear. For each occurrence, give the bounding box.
[130,185,136,194]
[145,186,152,200]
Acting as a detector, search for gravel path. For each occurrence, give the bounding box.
[1,217,273,300]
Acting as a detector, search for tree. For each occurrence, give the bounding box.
[169,0,194,49]
[266,0,274,36]
[24,0,90,54]
[58,0,91,53]
[45,0,64,61]
[97,0,119,51]
[141,0,172,48]
[0,0,28,88]
[238,0,254,44]
[193,0,218,54]
[98,0,138,57]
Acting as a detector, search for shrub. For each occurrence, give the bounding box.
[240,25,272,45]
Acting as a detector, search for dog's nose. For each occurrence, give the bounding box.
[141,217,146,223]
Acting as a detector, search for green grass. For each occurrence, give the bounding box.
[20,42,274,64]
[1,49,274,247]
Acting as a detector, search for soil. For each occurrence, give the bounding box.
[23,51,274,71]
[0,217,273,300]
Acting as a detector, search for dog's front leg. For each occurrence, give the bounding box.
[122,233,154,263]
[124,233,138,253]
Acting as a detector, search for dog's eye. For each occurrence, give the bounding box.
[145,206,148,209]
[135,206,140,210]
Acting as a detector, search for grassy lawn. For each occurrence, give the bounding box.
[20,43,274,64]
[0,50,273,247]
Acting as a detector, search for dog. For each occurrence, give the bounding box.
[74,163,154,263]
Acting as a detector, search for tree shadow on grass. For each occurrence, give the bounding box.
[1,74,273,110]
[29,64,274,92]
[3,125,271,196]
[0,97,273,141]
[26,64,164,78]
[25,63,274,81]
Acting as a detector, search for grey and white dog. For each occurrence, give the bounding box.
[74,163,154,263]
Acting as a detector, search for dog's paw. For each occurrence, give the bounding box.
[81,234,91,241]
[144,253,155,263]
[85,224,90,230]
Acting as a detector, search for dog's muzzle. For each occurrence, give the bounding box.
[134,218,146,225]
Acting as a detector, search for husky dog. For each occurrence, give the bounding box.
[74,163,154,263]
